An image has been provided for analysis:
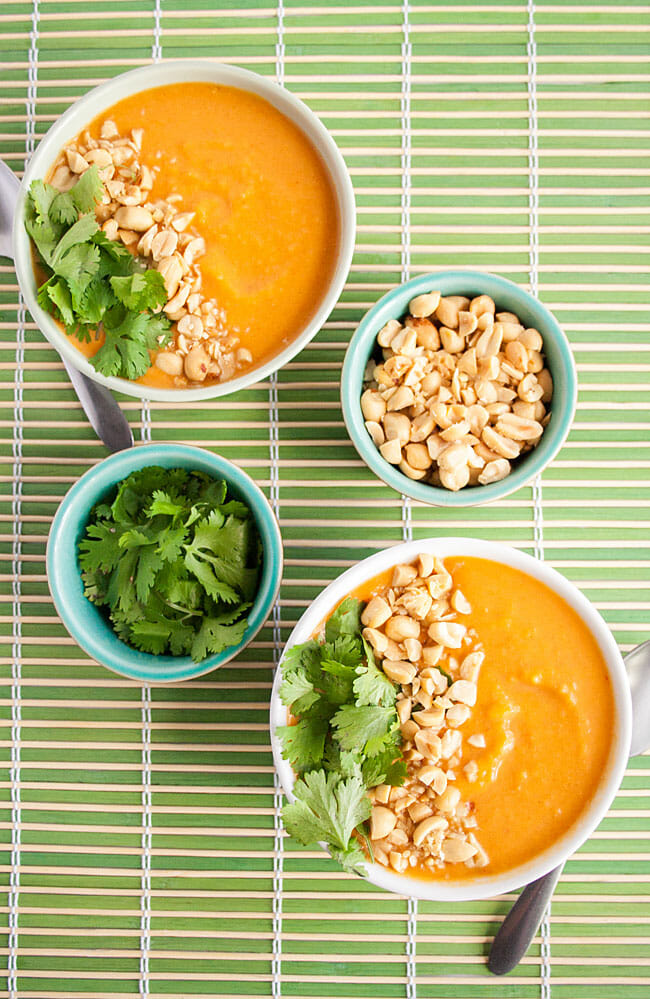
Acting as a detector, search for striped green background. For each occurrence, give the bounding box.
[0,1,649,996]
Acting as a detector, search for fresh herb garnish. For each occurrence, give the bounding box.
[26,167,171,381]
[78,466,261,662]
[278,597,407,874]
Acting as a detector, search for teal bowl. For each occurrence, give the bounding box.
[47,443,283,682]
[341,270,577,507]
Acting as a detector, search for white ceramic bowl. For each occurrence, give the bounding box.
[13,60,356,402]
[270,538,632,901]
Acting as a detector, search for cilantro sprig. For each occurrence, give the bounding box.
[26,168,171,381]
[278,597,406,874]
[78,466,261,662]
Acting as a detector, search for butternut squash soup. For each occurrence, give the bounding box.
[357,555,614,879]
[38,82,339,389]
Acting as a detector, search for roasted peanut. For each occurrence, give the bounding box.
[361,596,392,629]
[385,615,420,642]
[370,806,397,841]
[383,659,417,684]
[183,345,210,382]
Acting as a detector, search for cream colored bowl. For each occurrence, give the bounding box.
[269,538,632,901]
[13,61,356,402]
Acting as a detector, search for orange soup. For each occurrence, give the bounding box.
[43,82,339,389]
[353,555,615,879]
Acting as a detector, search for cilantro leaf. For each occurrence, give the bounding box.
[49,190,79,226]
[70,164,104,213]
[361,733,407,788]
[279,670,319,716]
[353,657,397,708]
[281,640,322,686]
[330,838,368,875]
[331,703,396,755]
[184,549,241,604]
[129,618,171,655]
[91,321,152,380]
[282,769,371,873]
[77,275,116,326]
[49,166,103,224]
[135,545,160,604]
[277,716,329,772]
[325,596,362,642]
[78,520,124,572]
[324,634,364,669]
[29,179,58,221]
[147,490,185,518]
[50,213,100,268]
[190,614,248,662]
[110,270,168,312]
[38,276,75,327]
[192,511,251,566]
[92,229,135,270]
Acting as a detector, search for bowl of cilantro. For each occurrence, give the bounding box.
[47,443,282,682]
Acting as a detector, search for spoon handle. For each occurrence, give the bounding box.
[0,158,133,453]
[62,357,133,453]
[488,863,563,975]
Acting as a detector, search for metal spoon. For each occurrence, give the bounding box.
[0,158,133,453]
[488,639,650,975]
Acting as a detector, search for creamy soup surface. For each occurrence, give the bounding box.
[350,556,615,879]
[46,81,339,389]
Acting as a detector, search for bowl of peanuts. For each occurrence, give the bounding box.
[341,271,577,505]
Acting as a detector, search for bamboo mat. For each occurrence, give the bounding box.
[1,0,649,996]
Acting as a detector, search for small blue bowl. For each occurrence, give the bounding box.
[47,443,283,682]
[341,270,578,507]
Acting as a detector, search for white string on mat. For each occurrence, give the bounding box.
[9,320,24,999]
[270,6,285,997]
[139,684,152,999]
[270,364,283,999]
[9,5,40,995]
[406,895,417,999]
[400,4,417,996]
[152,0,163,63]
[400,0,413,551]
[137,9,162,998]
[527,3,550,995]
[140,0,161,447]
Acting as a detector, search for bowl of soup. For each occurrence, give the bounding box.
[14,61,355,400]
[269,538,631,900]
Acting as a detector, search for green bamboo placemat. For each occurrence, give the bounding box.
[0,0,649,996]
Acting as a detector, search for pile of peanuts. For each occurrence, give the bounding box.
[362,555,488,874]
[50,121,253,385]
[361,290,553,491]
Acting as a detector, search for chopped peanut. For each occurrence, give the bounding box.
[364,554,490,875]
